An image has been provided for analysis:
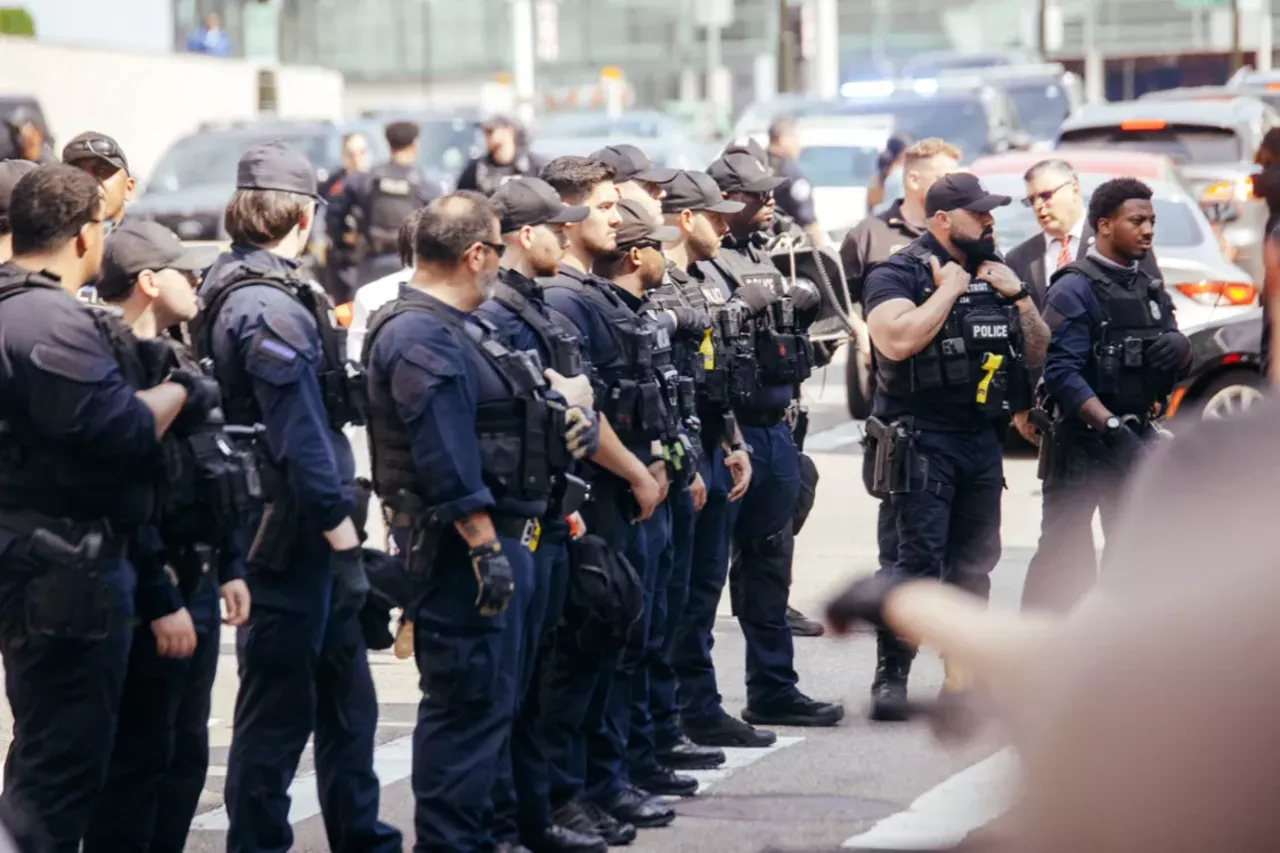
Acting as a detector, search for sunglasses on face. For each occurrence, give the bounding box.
[481,240,506,258]
[740,190,774,204]
[1022,181,1071,208]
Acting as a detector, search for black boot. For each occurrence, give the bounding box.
[869,631,914,722]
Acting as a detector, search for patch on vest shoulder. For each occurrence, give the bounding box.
[259,338,297,361]
[376,178,412,196]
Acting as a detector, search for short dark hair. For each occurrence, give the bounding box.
[223,189,312,245]
[539,156,616,204]
[768,117,796,144]
[0,214,10,238]
[8,165,103,255]
[1087,177,1154,231]
[1024,158,1078,184]
[413,191,497,265]
[385,121,419,152]
[398,206,425,267]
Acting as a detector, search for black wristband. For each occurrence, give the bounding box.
[998,286,1031,305]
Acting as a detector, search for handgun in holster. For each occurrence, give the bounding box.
[386,490,442,580]
[245,452,298,572]
[25,525,113,640]
[864,415,913,495]
[1028,407,1065,484]
[790,405,810,452]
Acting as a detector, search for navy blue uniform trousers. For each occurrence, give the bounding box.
[641,484,697,758]
[671,446,740,724]
[224,549,400,853]
[411,533,534,852]
[83,576,222,853]
[0,545,135,853]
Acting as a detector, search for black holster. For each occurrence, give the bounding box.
[385,491,443,580]
[22,524,114,640]
[863,416,914,495]
[1029,407,1069,485]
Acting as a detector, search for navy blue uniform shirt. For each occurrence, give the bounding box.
[200,244,356,532]
[1042,251,1180,417]
[367,285,545,521]
[325,163,441,245]
[542,263,655,465]
[476,267,585,369]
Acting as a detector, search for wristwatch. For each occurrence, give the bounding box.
[730,441,754,457]
[1104,415,1121,433]
[1000,285,1031,305]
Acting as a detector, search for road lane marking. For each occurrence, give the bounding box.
[667,736,804,799]
[841,748,1018,850]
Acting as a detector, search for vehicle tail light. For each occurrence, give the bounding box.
[1201,178,1254,202]
[335,302,353,328]
[1120,119,1167,131]
[1165,386,1187,418]
[1174,281,1258,306]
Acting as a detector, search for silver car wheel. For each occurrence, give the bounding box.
[1202,384,1265,420]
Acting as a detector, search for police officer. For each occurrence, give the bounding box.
[0,159,36,263]
[1027,178,1191,612]
[82,221,252,853]
[320,132,372,305]
[538,156,674,835]
[696,151,844,728]
[0,165,208,852]
[62,131,136,233]
[363,191,594,851]
[641,171,748,762]
[474,178,610,853]
[840,139,961,577]
[589,144,676,220]
[457,114,547,196]
[766,118,825,247]
[195,141,401,853]
[592,199,707,800]
[861,172,1050,718]
[653,171,768,748]
[329,121,441,296]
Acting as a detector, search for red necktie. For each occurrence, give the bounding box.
[1055,235,1072,270]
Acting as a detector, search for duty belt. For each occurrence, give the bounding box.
[385,509,540,553]
[736,407,788,428]
[0,509,129,558]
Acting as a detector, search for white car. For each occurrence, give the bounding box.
[791,115,894,243]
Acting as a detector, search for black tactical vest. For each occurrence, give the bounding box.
[362,295,561,514]
[648,265,710,409]
[706,245,814,389]
[0,269,160,523]
[1050,257,1174,416]
[192,264,367,432]
[489,279,584,377]
[473,152,535,196]
[542,275,679,444]
[874,239,1026,421]
[361,164,423,256]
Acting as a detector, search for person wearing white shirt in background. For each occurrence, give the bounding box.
[1005,160,1089,311]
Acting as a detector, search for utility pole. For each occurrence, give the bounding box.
[778,0,797,94]
[1261,0,1274,73]
[1232,0,1243,74]
[510,0,536,128]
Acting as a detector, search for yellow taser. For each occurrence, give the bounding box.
[976,352,1004,404]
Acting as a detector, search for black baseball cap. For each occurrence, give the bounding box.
[98,220,215,299]
[62,131,130,175]
[491,177,588,233]
[589,144,679,184]
[925,172,1011,217]
[614,198,680,247]
[236,140,320,199]
[658,170,744,215]
[0,160,38,218]
[706,151,788,194]
[723,137,769,169]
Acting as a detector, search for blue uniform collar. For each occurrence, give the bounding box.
[396,283,474,323]
[228,242,302,274]
[607,281,645,311]
[722,231,769,252]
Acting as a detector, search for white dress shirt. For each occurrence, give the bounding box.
[1043,216,1086,281]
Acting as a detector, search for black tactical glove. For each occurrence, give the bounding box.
[329,546,370,622]
[789,283,822,315]
[729,281,777,316]
[1146,331,1192,371]
[136,337,179,385]
[825,571,914,634]
[669,306,711,336]
[469,541,515,616]
[169,368,222,429]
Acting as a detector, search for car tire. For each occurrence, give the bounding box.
[1190,368,1266,421]
[845,337,873,421]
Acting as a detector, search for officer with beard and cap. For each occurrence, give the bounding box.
[363,191,594,851]
[589,144,677,219]
[1025,178,1190,614]
[695,151,844,729]
[0,159,37,263]
[860,172,1049,720]
[474,177,610,853]
[457,115,547,196]
[193,141,402,853]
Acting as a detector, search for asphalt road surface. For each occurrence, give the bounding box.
[0,352,1047,852]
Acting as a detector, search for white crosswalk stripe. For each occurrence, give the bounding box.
[842,748,1019,850]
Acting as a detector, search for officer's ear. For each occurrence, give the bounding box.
[136,269,161,299]
[679,209,695,234]
[124,175,137,204]
[296,201,315,238]
[518,225,536,251]
[628,246,644,268]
